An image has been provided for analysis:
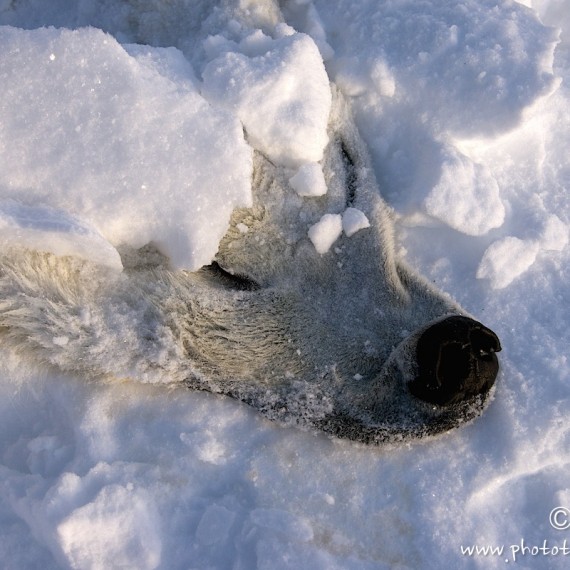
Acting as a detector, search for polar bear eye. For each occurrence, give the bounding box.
[340,141,357,207]
[202,261,260,292]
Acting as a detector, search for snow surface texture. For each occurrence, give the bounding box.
[0,1,569,569]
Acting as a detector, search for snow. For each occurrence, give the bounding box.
[307,213,343,254]
[0,25,252,271]
[57,483,162,570]
[342,207,371,237]
[288,162,328,197]
[540,214,569,251]
[312,0,560,137]
[0,201,122,271]
[423,145,505,235]
[477,236,541,289]
[308,209,370,252]
[0,1,569,569]
[201,29,331,167]
[195,504,236,546]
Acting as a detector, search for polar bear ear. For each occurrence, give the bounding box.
[408,316,501,407]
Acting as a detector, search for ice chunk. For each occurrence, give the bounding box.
[477,237,540,289]
[0,201,122,270]
[202,29,331,167]
[0,26,252,271]
[308,214,343,254]
[289,163,327,197]
[342,207,370,237]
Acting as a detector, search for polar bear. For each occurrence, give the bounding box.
[0,86,500,444]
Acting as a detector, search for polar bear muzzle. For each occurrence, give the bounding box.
[409,316,502,407]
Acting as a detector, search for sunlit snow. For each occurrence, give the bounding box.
[0,1,569,569]
[0,26,252,270]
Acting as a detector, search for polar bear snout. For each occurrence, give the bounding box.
[408,316,501,407]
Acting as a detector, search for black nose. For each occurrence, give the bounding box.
[408,316,501,407]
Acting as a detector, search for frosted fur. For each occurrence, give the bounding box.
[0,89,491,443]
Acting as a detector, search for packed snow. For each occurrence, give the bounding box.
[202,27,331,167]
[0,25,252,270]
[1,0,569,569]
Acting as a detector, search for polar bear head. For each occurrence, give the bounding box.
[111,88,500,443]
[0,33,501,444]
